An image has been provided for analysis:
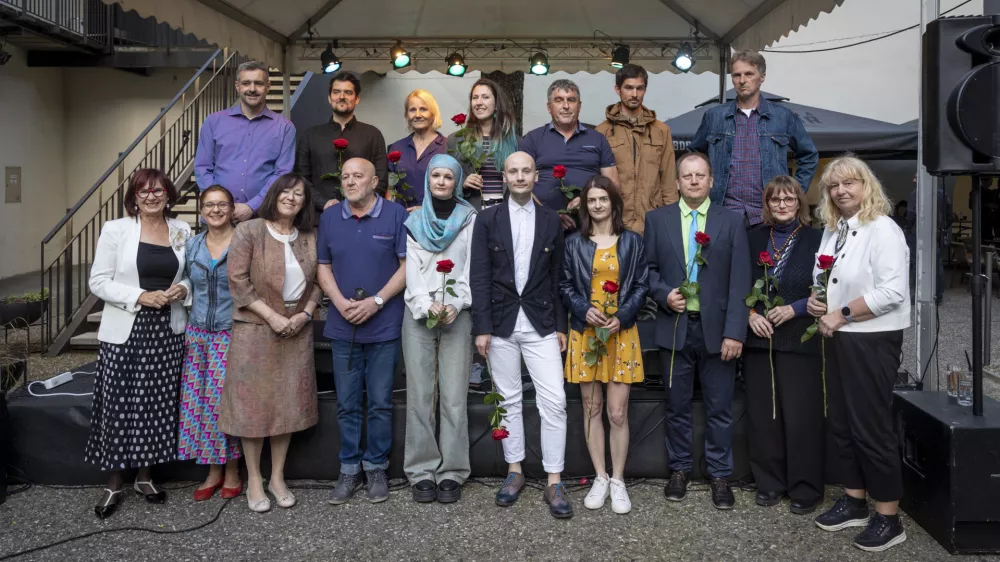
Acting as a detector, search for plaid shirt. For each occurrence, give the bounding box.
[724,109,764,225]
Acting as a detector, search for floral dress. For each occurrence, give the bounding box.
[564,246,644,384]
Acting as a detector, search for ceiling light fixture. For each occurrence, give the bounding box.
[320,43,341,73]
[610,44,629,69]
[446,52,467,76]
[672,42,695,73]
[529,51,549,75]
[390,40,411,69]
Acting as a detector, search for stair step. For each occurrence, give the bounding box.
[86,311,102,323]
[70,331,101,349]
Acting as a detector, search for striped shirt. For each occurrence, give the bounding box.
[479,138,504,197]
[724,108,764,225]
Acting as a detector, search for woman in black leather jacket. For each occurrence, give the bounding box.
[560,175,649,515]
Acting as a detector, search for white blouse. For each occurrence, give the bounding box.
[404,214,476,320]
[267,223,306,303]
[813,214,910,333]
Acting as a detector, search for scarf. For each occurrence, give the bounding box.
[404,154,476,252]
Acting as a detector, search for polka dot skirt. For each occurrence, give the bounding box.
[84,306,184,471]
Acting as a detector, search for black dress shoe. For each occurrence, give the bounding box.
[710,478,736,510]
[133,480,167,504]
[412,480,437,503]
[437,479,461,504]
[664,472,688,502]
[755,490,782,507]
[94,488,123,519]
[790,498,821,515]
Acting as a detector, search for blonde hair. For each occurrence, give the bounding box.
[404,89,443,131]
[816,154,892,231]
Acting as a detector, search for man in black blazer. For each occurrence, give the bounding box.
[470,151,573,519]
[643,152,751,510]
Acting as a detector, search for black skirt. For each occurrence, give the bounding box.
[84,306,184,471]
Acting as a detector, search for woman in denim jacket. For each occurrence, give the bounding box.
[178,185,242,500]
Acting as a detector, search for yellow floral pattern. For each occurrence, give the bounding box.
[564,246,644,384]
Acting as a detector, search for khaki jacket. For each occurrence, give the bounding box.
[595,104,677,233]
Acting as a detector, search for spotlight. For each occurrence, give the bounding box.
[610,44,629,69]
[672,43,695,73]
[446,52,467,76]
[390,40,410,69]
[529,51,549,75]
[320,44,341,74]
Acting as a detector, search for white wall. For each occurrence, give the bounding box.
[0,44,67,280]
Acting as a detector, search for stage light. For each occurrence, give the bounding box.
[446,52,467,76]
[672,43,695,73]
[610,44,629,69]
[320,44,341,74]
[529,51,549,75]
[390,40,410,69]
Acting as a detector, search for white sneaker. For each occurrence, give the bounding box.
[609,478,632,514]
[584,474,610,509]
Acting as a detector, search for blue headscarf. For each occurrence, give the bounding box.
[404,154,476,252]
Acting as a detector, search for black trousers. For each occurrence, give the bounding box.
[744,348,825,502]
[826,330,904,502]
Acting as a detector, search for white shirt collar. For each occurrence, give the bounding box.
[508,196,535,214]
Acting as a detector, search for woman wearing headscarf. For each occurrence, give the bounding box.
[402,154,477,504]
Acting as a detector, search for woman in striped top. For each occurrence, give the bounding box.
[446,78,519,210]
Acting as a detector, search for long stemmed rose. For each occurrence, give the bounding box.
[745,251,785,419]
[483,355,508,440]
[426,259,459,329]
[582,280,619,442]
[321,138,350,198]
[553,165,580,215]
[449,113,494,173]
[801,254,836,416]
[386,150,414,205]
[668,231,710,387]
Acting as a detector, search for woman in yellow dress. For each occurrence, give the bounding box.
[560,175,649,514]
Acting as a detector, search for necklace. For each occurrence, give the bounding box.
[769,223,802,261]
[267,220,294,236]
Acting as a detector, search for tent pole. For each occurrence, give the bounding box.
[916,0,940,391]
[718,43,728,104]
[282,45,292,115]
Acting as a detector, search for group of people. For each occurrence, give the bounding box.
[84,51,912,552]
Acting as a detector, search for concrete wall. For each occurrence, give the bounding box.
[0,44,67,281]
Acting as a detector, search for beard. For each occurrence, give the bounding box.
[332,105,354,117]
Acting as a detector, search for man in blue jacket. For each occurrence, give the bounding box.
[690,51,818,228]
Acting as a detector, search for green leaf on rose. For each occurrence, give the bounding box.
[754,279,764,290]
[446,287,458,298]
[745,295,758,307]
[584,351,598,366]
[595,326,611,343]
[773,296,785,307]
[801,322,819,342]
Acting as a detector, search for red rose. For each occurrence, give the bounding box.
[387,150,402,163]
[333,138,349,150]
[817,254,835,271]
[451,113,467,126]
[436,259,455,274]
[695,231,710,246]
[759,251,774,266]
[552,165,568,179]
[602,280,619,295]
[492,426,509,440]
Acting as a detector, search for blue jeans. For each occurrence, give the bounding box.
[331,338,400,475]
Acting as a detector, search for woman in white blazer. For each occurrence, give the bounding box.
[86,168,191,519]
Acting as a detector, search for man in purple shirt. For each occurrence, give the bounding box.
[194,60,296,222]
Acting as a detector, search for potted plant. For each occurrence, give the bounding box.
[0,289,49,328]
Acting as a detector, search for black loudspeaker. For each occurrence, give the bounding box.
[894,391,1000,554]
[922,15,1000,175]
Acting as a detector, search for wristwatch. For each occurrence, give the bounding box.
[373,294,385,310]
[841,306,854,323]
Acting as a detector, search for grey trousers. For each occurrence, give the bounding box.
[402,309,473,485]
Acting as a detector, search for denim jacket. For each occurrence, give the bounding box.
[184,231,232,332]
[689,97,819,205]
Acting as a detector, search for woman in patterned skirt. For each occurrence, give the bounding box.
[86,168,191,518]
[177,185,242,500]
[560,175,649,515]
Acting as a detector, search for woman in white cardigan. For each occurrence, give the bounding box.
[86,169,191,519]
[402,154,477,504]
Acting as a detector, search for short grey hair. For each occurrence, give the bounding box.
[547,79,580,101]
[236,60,269,78]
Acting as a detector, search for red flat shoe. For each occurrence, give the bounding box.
[220,482,243,499]
[193,481,224,502]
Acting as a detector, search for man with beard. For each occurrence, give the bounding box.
[194,60,296,223]
[520,79,619,231]
[595,64,677,234]
[690,51,818,228]
[295,72,388,212]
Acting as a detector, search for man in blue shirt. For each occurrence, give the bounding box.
[194,60,296,223]
[317,157,407,505]
[520,79,619,230]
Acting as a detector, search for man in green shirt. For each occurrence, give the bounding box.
[643,152,751,511]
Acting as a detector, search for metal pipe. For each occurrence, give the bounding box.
[986,249,993,366]
[971,176,984,416]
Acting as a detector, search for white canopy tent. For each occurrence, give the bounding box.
[98,0,845,75]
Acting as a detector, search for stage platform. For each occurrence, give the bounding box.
[7,357,751,486]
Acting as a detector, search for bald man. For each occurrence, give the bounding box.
[470,152,572,518]
[317,156,408,505]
